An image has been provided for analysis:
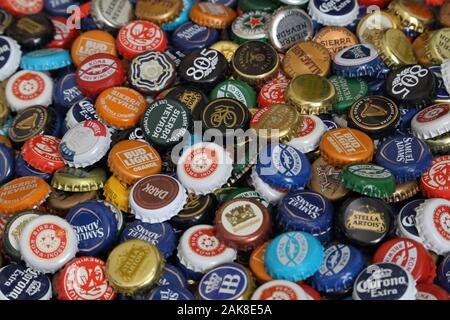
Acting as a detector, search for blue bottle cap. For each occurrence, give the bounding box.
[198,263,252,300]
[375,133,432,183]
[0,36,21,82]
[64,98,99,131]
[53,72,85,112]
[437,255,450,293]
[44,0,77,17]
[164,46,186,68]
[158,263,188,288]
[396,199,425,243]
[0,263,52,300]
[20,48,72,71]
[398,107,420,134]
[66,200,118,256]
[310,243,365,294]
[333,44,388,78]
[144,285,194,300]
[15,155,52,182]
[80,16,99,32]
[255,143,312,190]
[162,0,193,32]
[276,190,333,238]
[308,0,359,27]
[201,0,238,8]
[174,256,203,281]
[172,22,219,54]
[265,231,324,282]
[52,107,65,138]
[0,143,14,185]
[430,65,450,103]
[120,220,176,258]
[319,114,338,130]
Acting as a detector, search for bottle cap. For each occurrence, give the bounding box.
[421,155,450,199]
[0,263,51,300]
[66,200,118,256]
[20,48,72,71]
[6,13,54,51]
[238,0,280,13]
[172,22,218,54]
[71,30,117,67]
[415,198,450,255]
[285,74,336,115]
[412,103,450,139]
[170,193,216,231]
[371,28,417,67]
[106,239,165,294]
[177,142,233,195]
[21,135,65,174]
[43,0,74,17]
[383,180,420,203]
[90,0,133,31]
[387,0,434,34]
[64,98,99,130]
[129,174,187,223]
[308,0,359,27]
[144,285,194,300]
[162,0,193,32]
[251,280,309,300]
[416,284,449,300]
[337,197,394,247]
[60,120,111,168]
[0,143,13,185]
[103,175,130,213]
[46,17,79,50]
[231,41,279,86]
[356,10,401,44]
[209,40,239,63]
[373,237,436,285]
[176,224,237,273]
[352,263,417,300]
[157,263,188,288]
[19,214,78,273]
[397,199,425,243]
[250,167,287,205]
[442,58,450,97]
[5,70,53,112]
[1,0,43,16]
[210,80,256,109]
[308,157,349,201]
[189,3,236,29]
[329,76,369,114]
[52,72,85,111]
[265,231,324,282]
[287,115,327,153]
[47,190,99,216]
[249,241,272,283]
[440,1,450,27]
[165,85,209,115]
[0,36,21,81]
[76,53,125,97]
[413,31,434,66]
[135,0,182,25]
[0,8,12,34]
[332,44,388,78]
[52,166,107,192]
[0,176,50,216]
[437,254,450,293]
[282,41,331,78]
[96,87,147,129]
[8,106,53,145]
[198,263,255,300]
[385,65,437,108]
[231,10,269,44]
[313,26,358,59]
[257,79,289,109]
[267,7,313,52]
[311,243,365,294]
[15,154,51,182]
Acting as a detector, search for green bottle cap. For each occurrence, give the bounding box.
[238,0,281,13]
[224,187,274,213]
[231,11,270,44]
[210,79,257,108]
[329,75,369,114]
[340,163,396,198]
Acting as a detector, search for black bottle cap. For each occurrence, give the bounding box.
[337,196,394,248]
[6,13,55,51]
[0,8,12,34]
[170,193,217,232]
[165,85,209,120]
[110,126,145,147]
[347,95,400,139]
[179,48,229,92]
[384,65,437,109]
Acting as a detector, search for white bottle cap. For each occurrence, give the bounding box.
[250,167,287,205]
[0,36,22,81]
[251,280,309,300]
[308,0,359,27]
[441,59,450,96]
[411,104,450,139]
[287,115,327,153]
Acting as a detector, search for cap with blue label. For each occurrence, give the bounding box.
[120,220,176,258]
[145,285,194,300]
[15,155,52,182]
[64,98,99,131]
[308,0,359,27]
[20,48,72,71]
[172,22,219,53]
[157,263,188,288]
[66,200,118,256]
[396,199,425,243]
[276,190,334,242]
[437,255,450,293]
[265,231,324,282]
[0,36,21,81]
[53,72,85,111]
[0,143,14,185]
[44,0,76,17]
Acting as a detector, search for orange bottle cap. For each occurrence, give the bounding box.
[107,140,162,185]
[0,176,51,215]
[96,86,147,129]
[319,128,374,167]
[71,30,117,67]
[249,241,273,283]
[189,3,236,29]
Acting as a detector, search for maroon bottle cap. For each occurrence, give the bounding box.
[214,197,271,251]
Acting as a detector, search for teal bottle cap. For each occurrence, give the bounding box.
[20,48,72,71]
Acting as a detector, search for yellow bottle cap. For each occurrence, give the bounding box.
[103,175,131,213]
[282,41,331,78]
[371,28,417,67]
[387,0,434,33]
[425,28,450,64]
[210,41,239,63]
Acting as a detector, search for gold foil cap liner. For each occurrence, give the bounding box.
[383,180,419,203]
[387,0,433,33]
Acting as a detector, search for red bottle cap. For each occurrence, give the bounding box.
[21,135,65,174]
[298,283,322,300]
[416,284,449,300]
[372,237,436,284]
[421,155,450,200]
[257,79,289,109]
[76,53,125,97]
[46,17,79,49]
[0,0,44,16]
[425,0,446,6]
[357,0,392,8]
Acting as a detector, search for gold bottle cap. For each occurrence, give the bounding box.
[282,41,331,78]
[426,131,450,153]
[250,103,300,142]
[135,0,182,25]
[189,3,237,29]
[313,26,358,59]
[308,157,349,201]
[440,1,450,28]
[413,31,434,65]
[47,189,98,216]
[106,240,165,295]
[0,83,9,126]
[51,167,107,192]
[382,180,419,203]
[425,28,450,64]
[372,28,417,67]
[0,135,13,149]
[357,10,402,44]
[210,41,239,63]
[285,74,337,115]
[387,0,434,33]
[103,175,131,213]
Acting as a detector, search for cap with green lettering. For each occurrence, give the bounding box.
[210,80,257,108]
[329,75,369,114]
[238,0,281,13]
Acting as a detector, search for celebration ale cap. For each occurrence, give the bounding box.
[129,174,187,223]
[55,256,116,300]
[176,224,237,273]
[71,30,117,67]
[264,231,324,282]
[21,135,65,174]
[135,0,183,25]
[0,36,21,81]
[19,215,78,273]
[421,155,450,200]
[189,2,236,29]
[106,240,165,295]
[251,280,310,300]
[308,157,349,202]
[282,41,331,78]
[0,176,50,216]
[173,21,219,53]
[51,166,107,192]
[287,115,327,153]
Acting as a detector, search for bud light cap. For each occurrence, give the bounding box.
[276,190,333,238]
[375,133,432,183]
[157,263,188,288]
[352,263,417,300]
[286,115,327,153]
[416,283,450,300]
[396,199,425,244]
[420,156,450,200]
[53,72,85,111]
[251,280,309,300]
[264,231,324,282]
[64,99,99,130]
[172,22,219,53]
[255,143,312,191]
[250,167,287,205]
[176,225,237,273]
[20,48,72,71]
[0,143,14,185]
[437,255,450,293]
[308,0,359,27]
[310,243,365,294]
[415,198,450,255]
[0,36,21,81]
[120,221,176,258]
[19,215,78,273]
[144,285,194,300]
[411,103,450,139]
[0,263,51,300]
[66,201,118,256]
